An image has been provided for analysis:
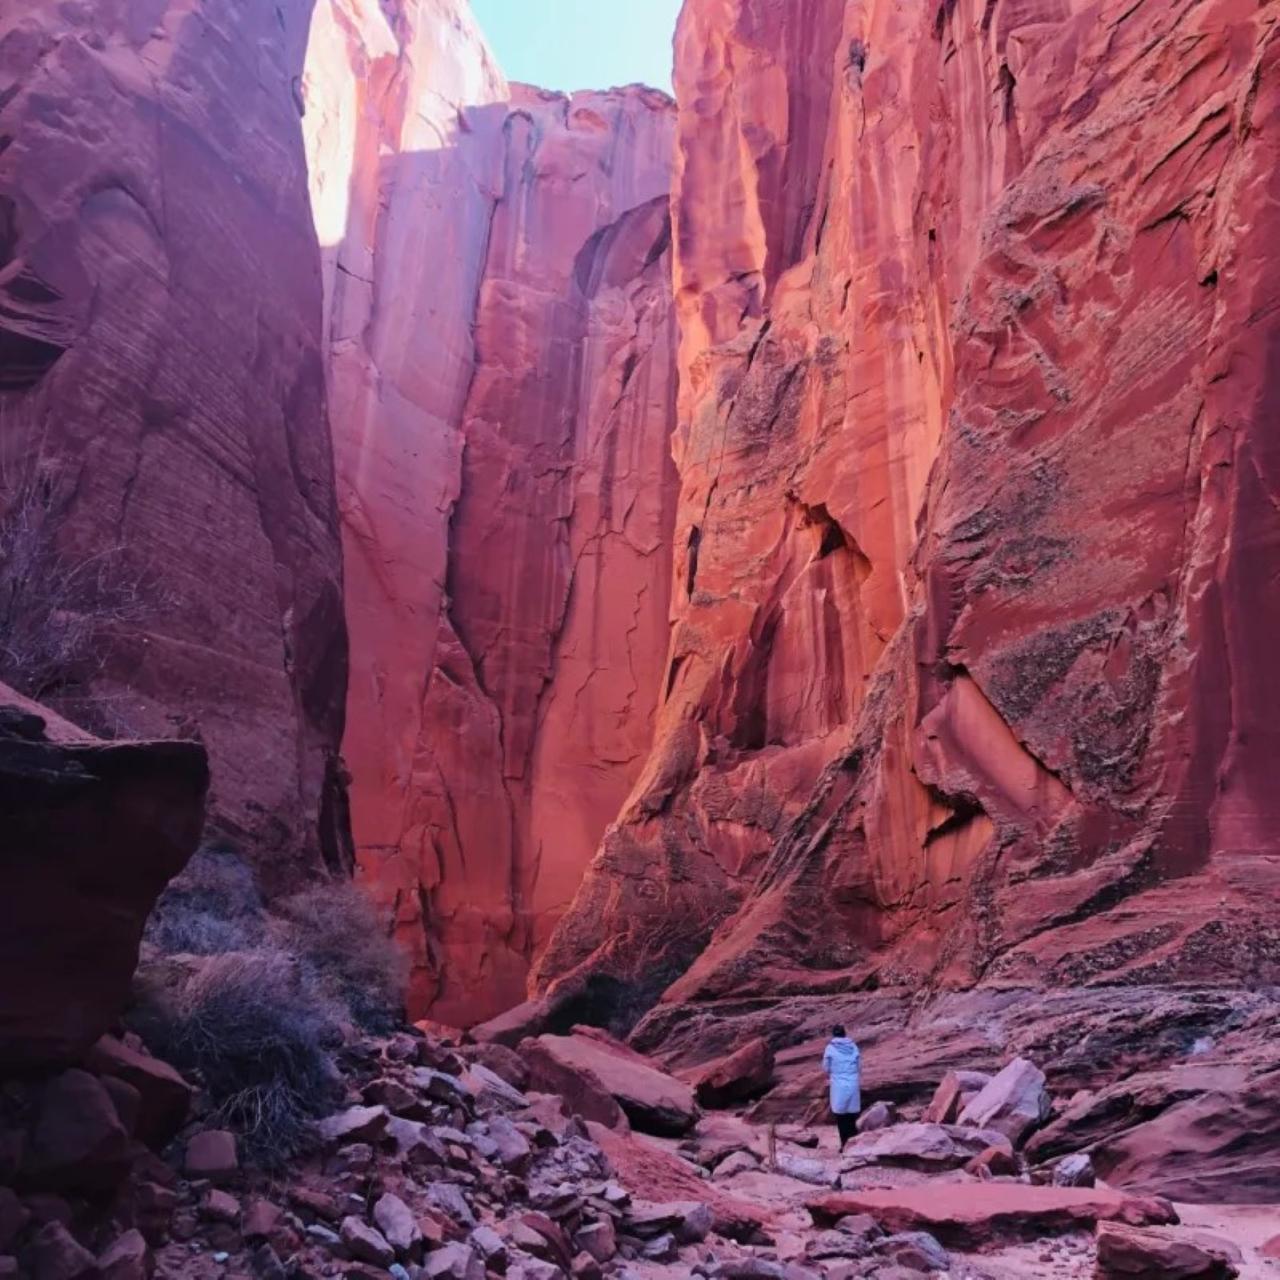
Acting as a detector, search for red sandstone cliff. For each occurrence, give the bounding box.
[304,1,679,1024]
[0,0,349,882]
[540,0,1280,1010]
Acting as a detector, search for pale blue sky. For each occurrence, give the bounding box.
[469,0,682,94]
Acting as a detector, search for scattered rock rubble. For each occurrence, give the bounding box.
[1,1022,1272,1279]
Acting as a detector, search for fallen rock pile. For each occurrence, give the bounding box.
[3,1007,1271,1280]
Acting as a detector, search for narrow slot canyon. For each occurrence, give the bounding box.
[1,0,1278,1276]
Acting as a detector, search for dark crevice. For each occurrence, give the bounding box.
[685,524,702,597]
[665,653,687,702]
[998,63,1017,125]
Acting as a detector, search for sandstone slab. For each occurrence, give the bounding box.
[523,1034,696,1135]
[1095,1223,1241,1278]
[808,1185,1178,1248]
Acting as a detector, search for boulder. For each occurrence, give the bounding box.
[856,1101,896,1133]
[808,1185,1178,1248]
[1095,1223,1241,1278]
[98,1229,151,1280]
[571,1252,603,1280]
[316,1105,389,1147]
[21,1069,131,1193]
[957,1058,1050,1146]
[777,1154,838,1187]
[516,1213,574,1268]
[373,1193,422,1259]
[699,1261,787,1279]
[463,1063,528,1110]
[423,1242,484,1279]
[472,996,561,1048]
[872,1231,949,1272]
[465,1043,531,1091]
[98,1079,141,1140]
[842,1122,1013,1171]
[84,1037,193,1146]
[621,1200,711,1243]
[183,1130,237,1183]
[519,1045,628,1131]
[288,1186,342,1223]
[483,1114,532,1170]
[340,1217,395,1267]
[1025,1032,1280,1203]
[966,1145,1020,1178]
[923,1071,992,1125]
[522,1034,697,1136]
[0,686,208,1072]
[1054,1153,1096,1187]
[807,1228,875,1261]
[427,1182,476,1229]
[690,1038,776,1108]
[363,1078,427,1119]
[408,1068,472,1108]
[242,1199,282,1242]
[198,1189,240,1224]
[23,1222,98,1280]
[714,1150,761,1179]
[574,1218,617,1262]
[470,1224,507,1268]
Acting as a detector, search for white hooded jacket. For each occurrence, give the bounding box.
[823,1036,861,1114]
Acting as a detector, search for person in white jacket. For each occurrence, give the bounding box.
[822,1024,861,1148]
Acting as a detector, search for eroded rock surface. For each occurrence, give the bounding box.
[539,0,1280,1037]
[0,0,349,882]
[303,1,679,1024]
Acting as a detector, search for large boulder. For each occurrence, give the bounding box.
[0,686,208,1071]
[1025,1020,1280,1203]
[521,1033,698,1136]
[20,1069,131,1192]
[84,1036,193,1147]
[923,1070,992,1124]
[807,1185,1177,1249]
[956,1058,1050,1147]
[842,1122,1013,1172]
[1095,1223,1241,1278]
[689,1038,775,1108]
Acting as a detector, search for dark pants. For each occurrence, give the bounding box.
[835,1111,859,1147]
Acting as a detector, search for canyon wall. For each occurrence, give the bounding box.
[303,1,679,1025]
[0,0,349,884]
[540,0,1280,1012]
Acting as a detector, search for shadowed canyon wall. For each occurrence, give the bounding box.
[539,0,1280,1014]
[0,0,349,885]
[303,0,679,1024]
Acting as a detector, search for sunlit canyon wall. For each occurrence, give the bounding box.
[303,0,679,1024]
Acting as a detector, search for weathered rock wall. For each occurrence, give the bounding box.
[304,2,679,1024]
[540,0,1280,1012]
[0,0,349,885]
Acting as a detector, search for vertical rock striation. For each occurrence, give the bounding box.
[541,0,1280,1012]
[304,2,678,1023]
[0,0,349,884]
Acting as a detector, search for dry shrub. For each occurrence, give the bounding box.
[137,857,407,1160]
[278,881,409,1033]
[0,457,153,706]
[133,949,343,1163]
[145,847,267,955]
